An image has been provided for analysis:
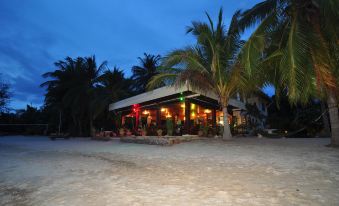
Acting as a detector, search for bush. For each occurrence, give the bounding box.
[166,118,173,136]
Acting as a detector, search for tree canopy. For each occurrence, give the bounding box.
[41,56,132,136]
[0,74,10,113]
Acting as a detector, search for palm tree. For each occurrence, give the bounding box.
[91,67,132,124]
[131,53,162,93]
[239,0,339,145]
[148,9,254,140]
[42,56,107,136]
[41,57,76,135]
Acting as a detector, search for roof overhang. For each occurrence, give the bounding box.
[109,86,245,111]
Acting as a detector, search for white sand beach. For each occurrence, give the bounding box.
[0,136,338,206]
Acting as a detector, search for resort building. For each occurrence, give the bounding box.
[109,86,269,135]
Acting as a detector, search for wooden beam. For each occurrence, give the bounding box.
[212,108,216,129]
[156,107,161,128]
[184,99,191,134]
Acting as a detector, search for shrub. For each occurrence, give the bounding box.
[166,118,173,136]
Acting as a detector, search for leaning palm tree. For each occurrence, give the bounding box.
[131,53,162,93]
[239,0,339,145]
[148,9,255,140]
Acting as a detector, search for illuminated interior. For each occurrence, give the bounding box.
[120,101,237,134]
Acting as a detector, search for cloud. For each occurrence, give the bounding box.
[0,2,55,109]
[0,0,263,109]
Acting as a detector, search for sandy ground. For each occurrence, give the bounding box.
[0,136,338,206]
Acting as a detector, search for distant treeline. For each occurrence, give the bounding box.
[0,53,161,136]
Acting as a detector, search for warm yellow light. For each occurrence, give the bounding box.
[161,108,166,112]
[180,103,185,108]
[204,109,211,114]
[142,110,149,115]
[191,112,196,118]
[166,113,172,118]
[190,103,196,110]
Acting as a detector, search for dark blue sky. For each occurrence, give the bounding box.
[0,0,273,109]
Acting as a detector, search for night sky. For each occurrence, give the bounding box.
[0,0,273,110]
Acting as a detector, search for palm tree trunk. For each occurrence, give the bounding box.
[320,101,330,136]
[222,106,232,140]
[327,93,339,146]
[58,110,62,135]
[71,115,77,136]
[89,118,95,137]
[78,119,83,137]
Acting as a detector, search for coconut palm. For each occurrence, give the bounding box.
[239,0,339,145]
[77,56,107,136]
[91,67,132,123]
[131,53,162,93]
[148,9,255,140]
[41,57,77,135]
[42,56,107,136]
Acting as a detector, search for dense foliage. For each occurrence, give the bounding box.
[239,0,338,101]
[40,56,132,136]
[0,74,10,112]
[239,0,339,145]
[0,105,50,135]
[266,93,325,137]
[131,53,162,93]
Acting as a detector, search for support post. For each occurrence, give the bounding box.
[212,108,216,129]
[156,107,161,128]
[184,99,191,134]
[135,111,140,129]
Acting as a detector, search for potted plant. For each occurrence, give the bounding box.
[119,128,125,136]
[198,125,204,136]
[166,118,174,136]
[203,125,209,136]
[141,126,147,136]
[157,129,163,137]
[126,129,132,136]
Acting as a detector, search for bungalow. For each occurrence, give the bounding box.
[109,86,269,135]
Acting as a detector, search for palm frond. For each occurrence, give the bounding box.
[147,73,178,90]
[238,0,277,32]
[279,13,312,104]
[240,12,278,75]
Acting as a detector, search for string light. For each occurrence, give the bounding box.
[132,104,140,113]
[204,109,211,114]
[191,112,196,118]
[191,103,196,110]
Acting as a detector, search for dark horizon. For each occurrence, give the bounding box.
[0,0,275,110]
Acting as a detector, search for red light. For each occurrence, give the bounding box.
[132,104,140,113]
